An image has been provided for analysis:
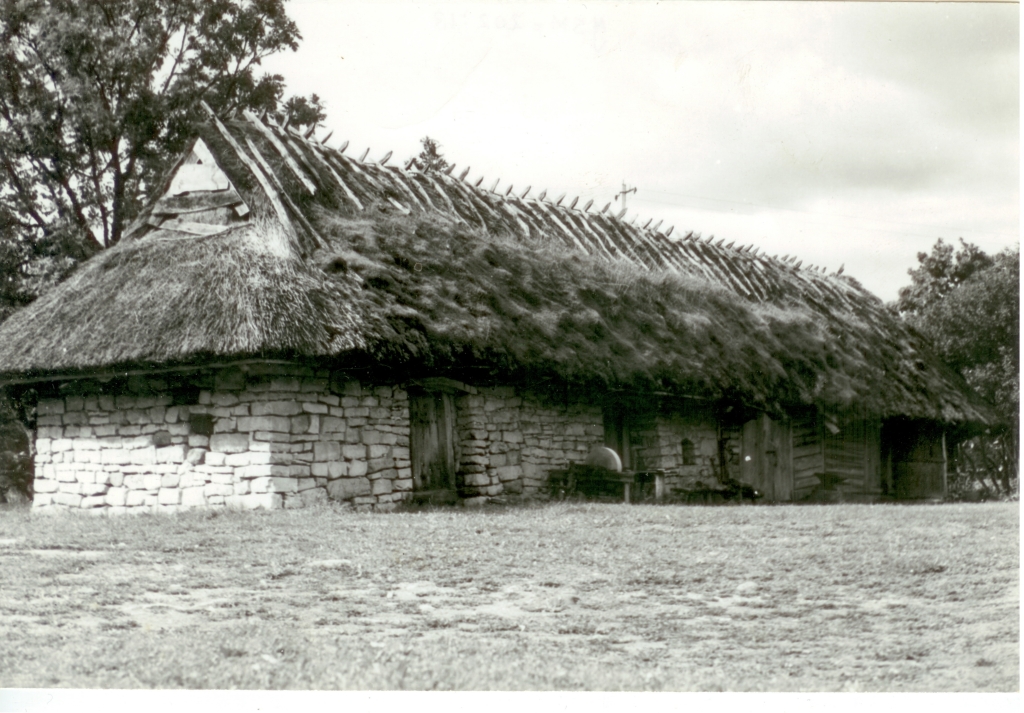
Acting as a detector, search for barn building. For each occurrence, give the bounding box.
[0,107,994,512]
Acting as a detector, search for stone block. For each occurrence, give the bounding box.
[367,444,390,459]
[80,495,106,508]
[156,445,187,464]
[302,402,329,414]
[188,435,210,449]
[180,487,206,507]
[105,488,128,507]
[212,418,237,433]
[251,400,302,416]
[143,474,163,490]
[204,483,234,497]
[296,478,316,492]
[158,488,181,505]
[320,416,346,433]
[253,431,292,442]
[342,444,366,460]
[210,433,249,453]
[101,449,130,465]
[243,493,283,510]
[225,452,251,467]
[52,492,82,507]
[70,438,99,452]
[180,472,205,488]
[313,442,341,462]
[299,488,328,507]
[37,400,65,416]
[264,477,297,493]
[81,482,107,496]
[51,438,73,452]
[348,460,368,477]
[126,490,148,506]
[311,463,329,477]
[161,473,180,488]
[290,414,312,434]
[326,477,371,500]
[205,451,227,466]
[237,415,290,433]
[393,478,413,492]
[327,461,347,478]
[131,447,157,465]
[240,464,290,479]
[371,479,392,496]
[367,457,393,474]
[33,479,58,493]
[463,472,490,487]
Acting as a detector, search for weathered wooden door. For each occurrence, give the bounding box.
[740,414,793,501]
[409,390,458,492]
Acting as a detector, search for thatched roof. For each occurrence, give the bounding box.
[0,108,994,426]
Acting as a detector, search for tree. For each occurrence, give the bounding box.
[279,93,325,132]
[895,239,1020,497]
[410,136,449,174]
[0,0,318,316]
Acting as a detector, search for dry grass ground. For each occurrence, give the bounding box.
[0,501,1017,691]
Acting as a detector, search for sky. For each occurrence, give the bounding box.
[261,0,1019,301]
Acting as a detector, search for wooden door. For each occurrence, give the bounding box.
[740,414,793,501]
[409,390,458,492]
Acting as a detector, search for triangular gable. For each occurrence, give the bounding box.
[139,138,251,238]
[166,138,232,195]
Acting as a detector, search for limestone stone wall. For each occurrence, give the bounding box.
[455,387,604,500]
[630,413,723,492]
[31,365,411,513]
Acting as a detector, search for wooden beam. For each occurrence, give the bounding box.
[204,106,297,241]
[242,110,317,195]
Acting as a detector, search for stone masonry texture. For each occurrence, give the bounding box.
[30,363,728,513]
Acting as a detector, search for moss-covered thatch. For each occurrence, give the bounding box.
[0,224,364,373]
[309,208,991,423]
[0,111,995,427]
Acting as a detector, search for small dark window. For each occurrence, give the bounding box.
[681,439,696,466]
[189,413,215,437]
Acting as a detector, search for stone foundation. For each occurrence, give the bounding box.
[32,364,411,513]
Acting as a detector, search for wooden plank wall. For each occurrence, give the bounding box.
[823,416,883,497]
[792,412,824,499]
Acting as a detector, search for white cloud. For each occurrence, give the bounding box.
[265,0,1019,301]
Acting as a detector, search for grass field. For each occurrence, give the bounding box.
[0,501,1017,691]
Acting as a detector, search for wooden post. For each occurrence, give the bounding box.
[941,430,948,497]
[655,473,665,501]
